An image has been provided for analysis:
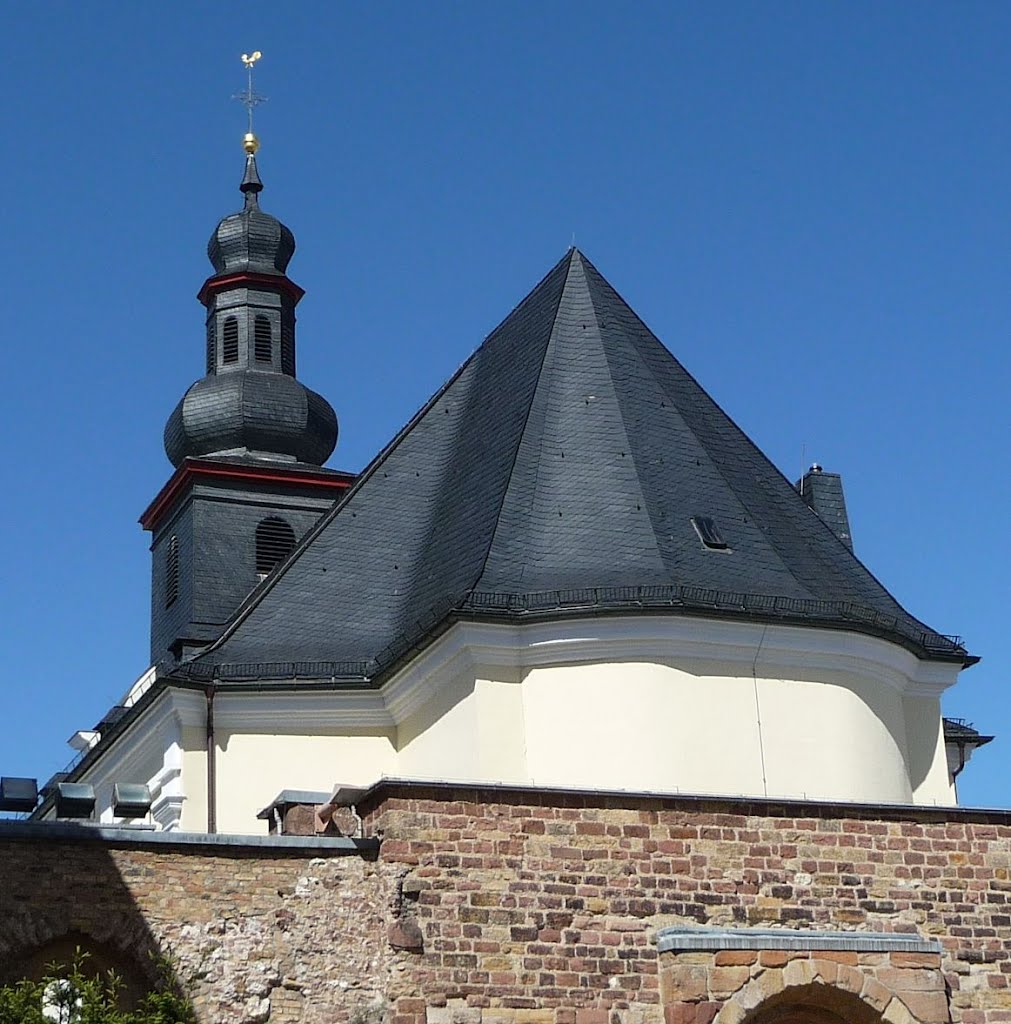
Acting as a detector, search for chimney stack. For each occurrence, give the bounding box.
[796,464,853,550]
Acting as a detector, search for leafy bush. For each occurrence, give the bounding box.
[0,952,195,1024]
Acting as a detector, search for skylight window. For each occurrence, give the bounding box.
[691,516,729,550]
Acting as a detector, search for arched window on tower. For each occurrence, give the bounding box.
[165,536,179,609]
[206,322,215,374]
[281,320,295,375]
[222,317,239,364]
[255,517,296,579]
[254,315,272,363]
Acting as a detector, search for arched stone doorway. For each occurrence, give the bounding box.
[744,984,883,1024]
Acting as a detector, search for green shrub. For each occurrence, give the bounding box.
[0,952,195,1024]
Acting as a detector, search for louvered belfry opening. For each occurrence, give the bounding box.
[281,320,295,376]
[165,536,179,608]
[254,315,272,363]
[205,322,215,374]
[255,517,297,577]
[222,317,239,364]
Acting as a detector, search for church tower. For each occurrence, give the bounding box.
[141,128,353,665]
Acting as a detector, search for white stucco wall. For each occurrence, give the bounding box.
[518,661,912,801]
[212,730,395,835]
[70,617,964,834]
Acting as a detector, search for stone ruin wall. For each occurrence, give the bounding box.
[2,787,1011,1024]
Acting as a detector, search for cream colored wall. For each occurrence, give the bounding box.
[180,726,208,832]
[212,729,395,835]
[518,660,915,803]
[397,671,528,783]
[199,661,954,828]
[904,696,957,804]
[753,671,911,802]
[80,623,962,836]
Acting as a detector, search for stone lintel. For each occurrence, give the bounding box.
[656,927,941,954]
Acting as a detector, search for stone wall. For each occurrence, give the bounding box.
[3,785,1011,1024]
[0,830,390,1024]
[361,785,1011,1024]
[659,947,948,1024]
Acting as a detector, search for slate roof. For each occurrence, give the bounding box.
[173,248,971,685]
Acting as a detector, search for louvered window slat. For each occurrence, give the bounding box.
[222,317,239,364]
[165,536,179,608]
[254,315,272,363]
[255,517,296,575]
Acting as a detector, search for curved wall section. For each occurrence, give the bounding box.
[65,616,963,836]
[387,616,961,808]
[520,661,913,803]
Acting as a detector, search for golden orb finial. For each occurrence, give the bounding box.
[243,132,260,155]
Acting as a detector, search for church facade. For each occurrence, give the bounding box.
[1,139,1004,1024]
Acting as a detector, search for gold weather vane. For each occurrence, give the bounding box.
[234,51,266,154]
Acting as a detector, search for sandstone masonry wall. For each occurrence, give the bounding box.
[0,835,391,1024]
[3,787,1011,1024]
[362,787,1011,1024]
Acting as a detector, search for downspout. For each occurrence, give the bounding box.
[205,684,217,834]
[950,740,968,804]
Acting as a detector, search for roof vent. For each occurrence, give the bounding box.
[690,516,729,550]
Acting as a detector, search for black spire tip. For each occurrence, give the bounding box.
[240,154,263,207]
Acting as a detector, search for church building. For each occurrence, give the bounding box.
[1,104,1006,1024]
[21,125,989,835]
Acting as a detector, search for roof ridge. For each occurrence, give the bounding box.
[464,250,580,599]
[579,255,927,627]
[180,250,579,671]
[581,255,816,600]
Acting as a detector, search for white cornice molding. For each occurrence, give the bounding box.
[213,691,393,731]
[78,688,205,790]
[88,617,962,768]
[381,617,962,718]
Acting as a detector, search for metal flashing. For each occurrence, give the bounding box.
[0,819,379,853]
[656,926,941,954]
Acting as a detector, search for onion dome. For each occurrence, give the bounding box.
[207,146,295,275]
[164,139,338,468]
[164,372,337,466]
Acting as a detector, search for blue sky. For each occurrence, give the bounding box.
[0,4,1007,807]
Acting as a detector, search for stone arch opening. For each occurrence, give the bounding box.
[743,983,883,1024]
[0,930,154,1011]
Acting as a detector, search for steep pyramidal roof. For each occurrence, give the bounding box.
[176,249,970,684]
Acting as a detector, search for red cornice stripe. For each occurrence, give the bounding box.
[197,271,305,306]
[140,460,355,532]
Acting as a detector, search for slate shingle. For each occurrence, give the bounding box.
[175,249,971,684]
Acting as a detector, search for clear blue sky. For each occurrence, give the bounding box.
[1,4,1007,807]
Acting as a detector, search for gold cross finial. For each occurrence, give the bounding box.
[234,51,266,153]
